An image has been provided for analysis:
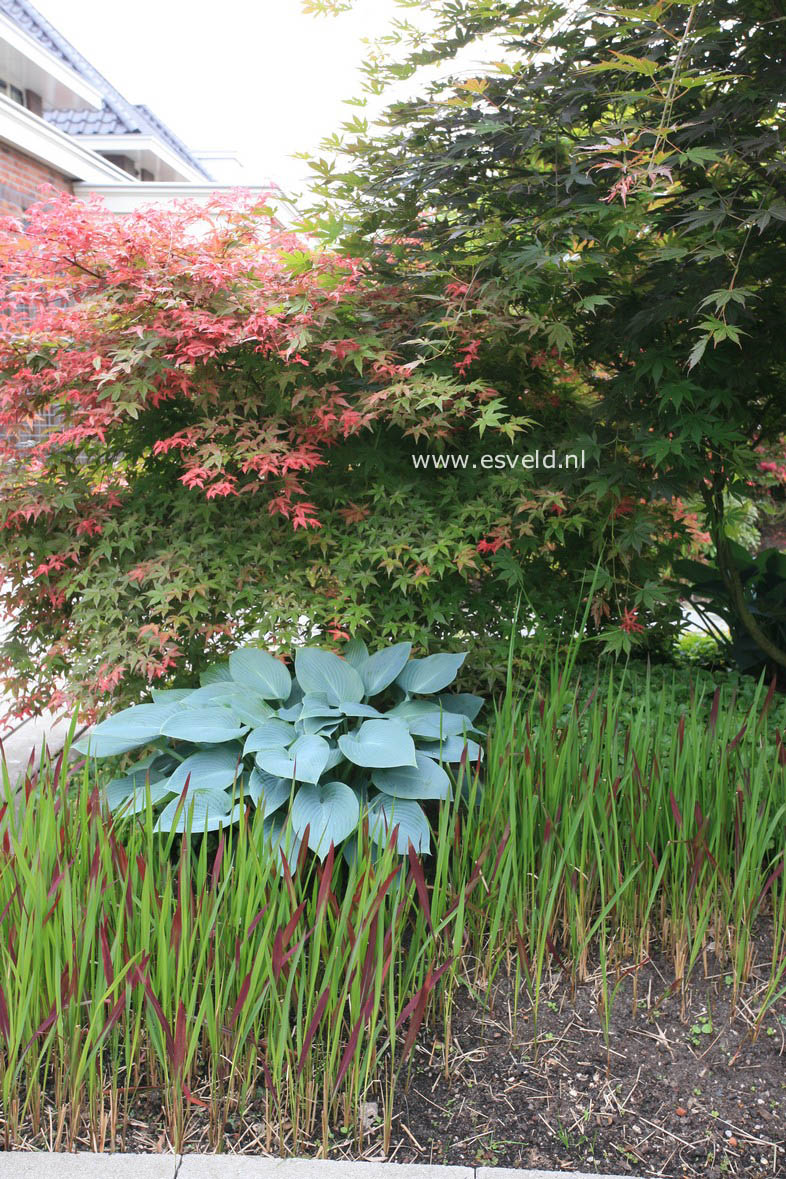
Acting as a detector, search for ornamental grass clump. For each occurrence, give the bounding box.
[0,741,493,1153]
[76,639,483,860]
[475,660,786,1044]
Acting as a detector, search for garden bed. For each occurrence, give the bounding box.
[7,949,783,1179]
[2,659,784,1178]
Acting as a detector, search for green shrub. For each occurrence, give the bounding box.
[77,639,483,860]
[674,631,728,670]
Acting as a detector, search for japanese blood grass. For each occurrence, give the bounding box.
[2,648,786,1150]
[467,657,786,1048]
[0,740,491,1153]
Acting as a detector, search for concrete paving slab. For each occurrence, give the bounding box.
[177,1160,474,1179]
[0,1154,176,1177]
[0,1155,640,1179]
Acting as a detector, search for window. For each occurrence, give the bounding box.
[0,79,26,107]
[17,407,63,449]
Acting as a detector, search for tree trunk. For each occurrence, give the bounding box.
[702,484,786,671]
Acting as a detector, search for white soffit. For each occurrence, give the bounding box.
[73,182,279,212]
[0,12,102,111]
[72,133,206,183]
[0,93,132,183]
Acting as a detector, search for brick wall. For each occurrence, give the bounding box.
[0,141,72,214]
[0,141,71,444]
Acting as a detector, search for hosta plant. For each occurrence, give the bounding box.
[76,640,483,861]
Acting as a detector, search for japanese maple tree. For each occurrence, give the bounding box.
[304,0,786,667]
[0,191,537,719]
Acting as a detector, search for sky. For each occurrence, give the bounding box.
[31,0,408,198]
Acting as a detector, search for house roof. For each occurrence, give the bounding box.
[0,0,71,65]
[0,0,213,179]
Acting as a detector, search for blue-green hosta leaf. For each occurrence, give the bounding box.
[112,780,179,816]
[154,788,235,834]
[343,637,369,671]
[291,780,360,858]
[255,734,330,784]
[295,648,364,706]
[179,684,272,727]
[396,652,466,695]
[388,700,471,738]
[338,719,416,769]
[245,768,290,816]
[182,682,243,705]
[150,688,193,703]
[361,642,412,697]
[406,711,472,739]
[324,743,344,773]
[161,707,248,744]
[225,693,275,728]
[282,680,304,708]
[300,716,342,737]
[339,701,382,718]
[439,692,484,722]
[227,800,249,825]
[278,701,303,722]
[164,745,242,795]
[388,699,439,723]
[104,763,167,811]
[243,720,297,756]
[134,750,174,770]
[229,647,292,701]
[152,750,180,774]
[299,694,343,721]
[108,749,171,789]
[297,693,343,735]
[74,701,181,757]
[371,752,452,801]
[133,751,179,785]
[200,662,232,685]
[418,735,483,764]
[262,814,302,875]
[367,795,430,854]
[178,684,272,726]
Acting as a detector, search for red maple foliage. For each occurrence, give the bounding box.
[0,190,372,519]
[0,191,520,720]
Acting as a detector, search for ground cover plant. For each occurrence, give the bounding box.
[1,650,784,1175]
[77,640,482,856]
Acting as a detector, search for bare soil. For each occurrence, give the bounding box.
[395,956,785,1178]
